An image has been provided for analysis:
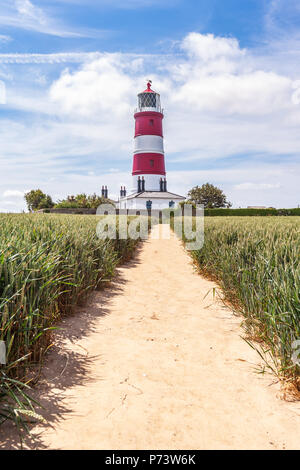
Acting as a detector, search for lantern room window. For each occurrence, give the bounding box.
[139,92,157,108]
[136,91,161,112]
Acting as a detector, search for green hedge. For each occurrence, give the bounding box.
[204,208,300,216]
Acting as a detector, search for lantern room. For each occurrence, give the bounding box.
[136,81,162,113]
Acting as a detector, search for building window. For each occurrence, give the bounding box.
[149,119,154,126]
[150,159,154,168]
[169,201,175,208]
[146,200,152,210]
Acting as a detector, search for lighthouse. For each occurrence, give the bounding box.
[133,80,166,193]
[119,81,185,210]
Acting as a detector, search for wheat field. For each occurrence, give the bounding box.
[185,216,300,383]
[0,213,140,431]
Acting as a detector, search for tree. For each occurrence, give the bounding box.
[24,189,54,212]
[187,183,232,209]
[87,193,111,208]
[54,193,115,209]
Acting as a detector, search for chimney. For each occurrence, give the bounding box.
[101,185,105,197]
[141,176,145,192]
[104,186,108,199]
[137,176,141,193]
[160,177,163,192]
[120,186,127,198]
[163,178,167,192]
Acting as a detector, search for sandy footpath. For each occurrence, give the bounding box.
[1,224,299,450]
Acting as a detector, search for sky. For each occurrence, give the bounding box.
[0,0,300,211]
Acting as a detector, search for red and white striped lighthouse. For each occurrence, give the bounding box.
[132,81,167,192]
[118,81,185,209]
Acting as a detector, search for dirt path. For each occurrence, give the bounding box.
[1,225,299,450]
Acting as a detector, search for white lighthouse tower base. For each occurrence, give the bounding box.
[119,191,185,210]
[132,174,164,192]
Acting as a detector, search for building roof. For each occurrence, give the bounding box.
[124,191,185,200]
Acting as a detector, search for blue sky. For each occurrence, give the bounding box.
[0,0,300,210]
[0,1,266,53]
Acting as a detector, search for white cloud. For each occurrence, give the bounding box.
[0,0,107,38]
[3,190,25,198]
[167,32,294,115]
[172,70,291,115]
[181,32,244,62]
[0,35,12,44]
[15,0,46,25]
[233,183,281,191]
[49,55,137,117]
[46,33,299,122]
[0,80,5,104]
[0,52,103,64]
[264,0,300,34]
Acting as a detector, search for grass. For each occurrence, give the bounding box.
[0,213,141,433]
[174,216,300,386]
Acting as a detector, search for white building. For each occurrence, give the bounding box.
[119,191,185,210]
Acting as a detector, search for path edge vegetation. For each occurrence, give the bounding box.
[0,214,144,439]
[171,215,300,397]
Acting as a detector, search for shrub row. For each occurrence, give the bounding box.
[204,208,300,216]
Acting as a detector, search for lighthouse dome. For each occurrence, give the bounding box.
[137,81,162,113]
